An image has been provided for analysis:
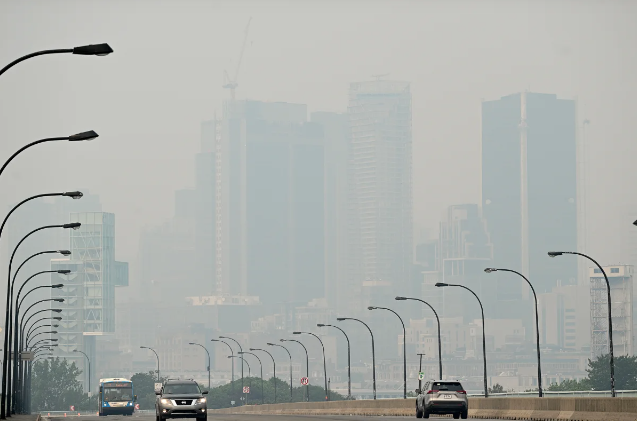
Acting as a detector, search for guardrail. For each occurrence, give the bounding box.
[468,390,637,398]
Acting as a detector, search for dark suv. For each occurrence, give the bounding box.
[155,379,208,421]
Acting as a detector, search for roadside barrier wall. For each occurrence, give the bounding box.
[210,397,637,420]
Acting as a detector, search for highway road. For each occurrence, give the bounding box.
[47,414,499,421]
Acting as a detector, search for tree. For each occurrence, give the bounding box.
[32,357,92,411]
[546,378,591,391]
[587,354,637,390]
[488,383,505,394]
[131,371,166,409]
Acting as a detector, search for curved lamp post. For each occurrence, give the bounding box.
[0,44,113,79]
[395,296,443,380]
[239,352,263,405]
[281,339,309,401]
[228,356,250,405]
[317,323,351,399]
[267,342,293,400]
[220,336,243,392]
[3,220,80,416]
[73,350,91,394]
[211,339,235,396]
[549,251,616,397]
[368,306,406,399]
[251,348,276,403]
[140,346,160,381]
[293,332,328,401]
[485,268,543,397]
[189,342,211,388]
[337,317,376,400]
[436,282,488,397]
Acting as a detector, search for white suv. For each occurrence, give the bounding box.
[416,380,468,419]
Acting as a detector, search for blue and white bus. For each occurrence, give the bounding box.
[98,378,136,416]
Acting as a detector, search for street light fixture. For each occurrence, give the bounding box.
[435,282,488,398]
[484,267,543,397]
[251,348,276,403]
[73,350,91,394]
[211,339,235,397]
[0,43,113,78]
[317,324,351,399]
[219,336,244,393]
[548,251,616,397]
[337,317,376,400]
[293,331,328,401]
[395,296,443,380]
[188,342,211,388]
[368,306,407,399]
[267,342,293,400]
[238,352,263,405]
[281,339,309,401]
[140,346,160,381]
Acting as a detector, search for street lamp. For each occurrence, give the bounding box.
[13,271,68,411]
[228,356,250,405]
[317,324,351,399]
[73,350,91,394]
[281,339,309,401]
[239,352,263,405]
[548,251,616,397]
[219,336,243,393]
[395,296,443,380]
[267,342,293,400]
[251,348,276,403]
[0,44,113,78]
[188,343,211,388]
[368,306,407,399]
[484,267,543,397]
[337,317,376,400]
[211,339,235,396]
[293,331,328,401]
[435,282,488,397]
[3,221,79,416]
[140,346,160,381]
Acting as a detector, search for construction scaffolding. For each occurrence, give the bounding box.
[590,265,633,357]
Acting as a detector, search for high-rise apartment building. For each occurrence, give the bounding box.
[590,265,633,357]
[216,100,325,309]
[482,92,577,298]
[347,80,412,310]
[538,284,589,351]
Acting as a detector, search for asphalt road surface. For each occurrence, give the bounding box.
[46,414,500,421]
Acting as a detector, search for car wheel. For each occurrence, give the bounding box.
[453,413,460,419]
[197,415,207,421]
[416,406,423,418]
[461,410,468,419]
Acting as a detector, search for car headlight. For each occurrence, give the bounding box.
[160,399,171,405]
[197,398,206,404]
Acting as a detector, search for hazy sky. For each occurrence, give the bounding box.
[0,0,635,269]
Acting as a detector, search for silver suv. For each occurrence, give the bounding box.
[155,379,208,421]
[415,380,468,419]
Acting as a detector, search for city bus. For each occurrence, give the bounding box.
[98,378,137,416]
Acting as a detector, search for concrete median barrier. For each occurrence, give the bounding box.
[210,397,637,420]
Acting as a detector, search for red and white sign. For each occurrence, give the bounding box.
[70,406,75,411]
[300,377,309,386]
[135,404,140,410]
[243,386,250,393]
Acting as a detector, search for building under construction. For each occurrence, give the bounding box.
[589,265,634,357]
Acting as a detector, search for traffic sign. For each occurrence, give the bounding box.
[70,406,75,411]
[418,372,425,380]
[300,377,309,385]
[243,386,250,393]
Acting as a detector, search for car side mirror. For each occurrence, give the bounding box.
[155,390,161,395]
[202,391,208,395]
[415,389,421,394]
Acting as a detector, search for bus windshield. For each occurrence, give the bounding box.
[103,384,133,402]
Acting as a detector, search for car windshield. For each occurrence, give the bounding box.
[432,382,463,391]
[164,383,200,394]
[103,386,133,401]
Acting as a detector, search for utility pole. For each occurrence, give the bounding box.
[417,353,425,391]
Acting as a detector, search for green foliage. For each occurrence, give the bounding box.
[204,377,347,409]
[488,383,505,394]
[546,378,591,391]
[32,357,93,411]
[587,354,637,390]
[130,371,166,409]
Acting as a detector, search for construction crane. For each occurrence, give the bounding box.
[223,17,252,100]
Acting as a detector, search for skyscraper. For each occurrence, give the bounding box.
[347,80,413,310]
[217,100,325,309]
[482,92,577,300]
